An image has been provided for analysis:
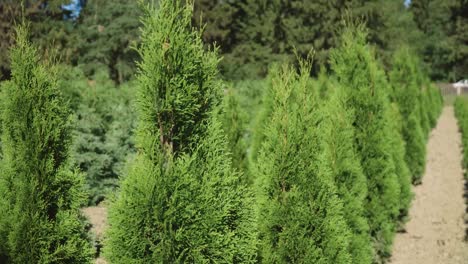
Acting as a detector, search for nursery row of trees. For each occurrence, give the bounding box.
[0,1,444,263]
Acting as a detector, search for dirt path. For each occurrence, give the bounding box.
[390,106,468,264]
[82,205,108,264]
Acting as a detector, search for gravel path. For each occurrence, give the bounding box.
[390,106,468,264]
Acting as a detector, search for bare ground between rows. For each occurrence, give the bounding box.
[390,106,468,264]
[82,204,108,264]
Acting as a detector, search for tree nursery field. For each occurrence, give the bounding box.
[0,0,466,263]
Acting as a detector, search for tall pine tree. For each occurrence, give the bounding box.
[104,1,257,262]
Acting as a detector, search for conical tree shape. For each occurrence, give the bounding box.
[0,25,93,263]
[254,63,352,263]
[318,88,373,264]
[330,25,401,261]
[105,1,257,262]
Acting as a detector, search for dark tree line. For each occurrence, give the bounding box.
[1,0,466,82]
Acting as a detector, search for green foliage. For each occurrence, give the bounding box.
[410,0,468,81]
[330,25,402,261]
[254,63,352,263]
[232,79,268,153]
[454,97,468,174]
[0,1,19,80]
[105,1,257,262]
[418,91,432,137]
[219,87,249,181]
[192,0,241,54]
[450,0,468,81]
[388,48,427,183]
[0,25,93,263]
[0,0,71,80]
[427,83,444,125]
[207,0,423,79]
[359,0,425,69]
[58,67,136,205]
[227,0,348,79]
[318,89,373,264]
[73,0,143,83]
[386,103,413,221]
[226,78,268,177]
[249,73,275,163]
[0,0,143,83]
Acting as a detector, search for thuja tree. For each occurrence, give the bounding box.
[330,26,401,261]
[411,61,432,138]
[372,57,412,220]
[318,88,373,264]
[427,83,443,125]
[254,63,352,263]
[386,102,413,221]
[0,25,93,263]
[104,1,257,262]
[389,48,427,183]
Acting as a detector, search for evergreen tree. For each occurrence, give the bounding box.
[389,48,427,183]
[72,0,143,83]
[427,83,444,125]
[104,1,257,262]
[419,96,431,137]
[330,25,401,261]
[454,97,468,171]
[355,0,425,69]
[410,0,467,81]
[58,68,137,205]
[386,102,413,220]
[192,0,241,54]
[318,88,373,264]
[450,0,468,80]
[254,62,352,263]
[0,24,93,263]
[229,0,348,79]
[0,0,72,80]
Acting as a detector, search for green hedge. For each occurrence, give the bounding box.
[454,97,468,173]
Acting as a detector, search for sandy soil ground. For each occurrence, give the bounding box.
[390,106,468,264]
